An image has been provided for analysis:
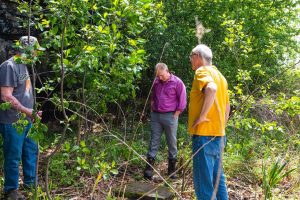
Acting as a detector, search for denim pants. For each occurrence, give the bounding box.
[0,123,38,192]
[147,112,178,159]
[192,135,228,200]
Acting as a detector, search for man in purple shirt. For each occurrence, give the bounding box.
[144,63,186,180]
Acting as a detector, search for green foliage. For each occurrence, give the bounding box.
[146,0,300,92]
[35,79,55,94]
[49,154,79,186]
[49,135,121,188]
[262,158,296,200]
[12,113,29,134]
[275,94,300,117]
[24,186,47,200]
[13,47,44,65]
[225,59,300,192]
[105,189,117,200]
[10,110,48,142]
[28,116,48,142]
[0,102,11,111]
[0,174,3,193]
[11,0,300,198]
[18,0,165,115]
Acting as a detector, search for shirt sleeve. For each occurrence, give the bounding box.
[0,61,17,87]
[151,79,159,111]
[176,79,187,111]
[195,67,214,91]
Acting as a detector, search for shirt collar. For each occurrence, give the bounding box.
[154,74,176,84]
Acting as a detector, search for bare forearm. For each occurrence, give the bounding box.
[2,95,32,117]
[199,82,217,118]
[225,103,230,124]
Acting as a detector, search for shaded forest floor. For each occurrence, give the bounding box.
[1,148,299,199]
[0,158,265,199]
[1,119,300,200]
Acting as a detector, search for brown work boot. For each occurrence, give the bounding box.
[3,190,25,200]
[168,158,177,179]
[143,156,155,180]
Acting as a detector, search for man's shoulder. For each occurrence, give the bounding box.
[196,66,211,73]
[211,66,227,81]
[194,67,211,78]
[0,57,16,69]
[198,66,225,77]
[172,74,184,83]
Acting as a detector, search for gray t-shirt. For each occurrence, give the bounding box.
[0,57,33,123]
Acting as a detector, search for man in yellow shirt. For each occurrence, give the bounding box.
[188,44,230,200]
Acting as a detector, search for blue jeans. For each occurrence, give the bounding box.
[192,136,228,200]
[0,123,38,192]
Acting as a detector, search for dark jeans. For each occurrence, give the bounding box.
[192,135,228,200]
[0,123,37,192]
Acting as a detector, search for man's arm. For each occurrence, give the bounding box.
[1,86,33,118]
[150,100,154,112]
[174,80,187,118]
[192,82,217,128]
[225,103,230,124]
[174,110,181,118]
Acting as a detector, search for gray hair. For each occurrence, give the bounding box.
[191,44,213,65]
[155,63,169,71]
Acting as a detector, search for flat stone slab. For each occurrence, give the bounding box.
[116,182,175,200]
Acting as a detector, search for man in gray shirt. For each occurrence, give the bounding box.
[0,36,43,199]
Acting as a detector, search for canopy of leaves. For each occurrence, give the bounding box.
[19,0,165,113]
[145,0,300,92]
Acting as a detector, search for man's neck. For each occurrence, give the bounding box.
[13,53,22,59]
[197,64,212,69]
[13,54,19,62]
[160,73,171,83]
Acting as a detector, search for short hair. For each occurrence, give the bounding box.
[155,63,169,71]
[191,44,213,65]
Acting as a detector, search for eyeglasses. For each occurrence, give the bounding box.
[189,53,198,61]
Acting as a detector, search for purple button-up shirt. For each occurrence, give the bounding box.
[151,74,187,113]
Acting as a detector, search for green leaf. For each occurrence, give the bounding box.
[110,169,118,175]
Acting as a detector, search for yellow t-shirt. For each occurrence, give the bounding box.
[188,66,229,136]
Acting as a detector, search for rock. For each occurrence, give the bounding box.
[153,174,164,183]
[116,182,175,200]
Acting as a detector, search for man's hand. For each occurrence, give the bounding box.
[37,111,42,117]
[36,110,43,119]
[26,109,42,121]
[173,110,180,119]
[1,87,43,121]
[32,110,43,121]
[192,115,209,128]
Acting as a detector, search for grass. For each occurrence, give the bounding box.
[0,113,300,199]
